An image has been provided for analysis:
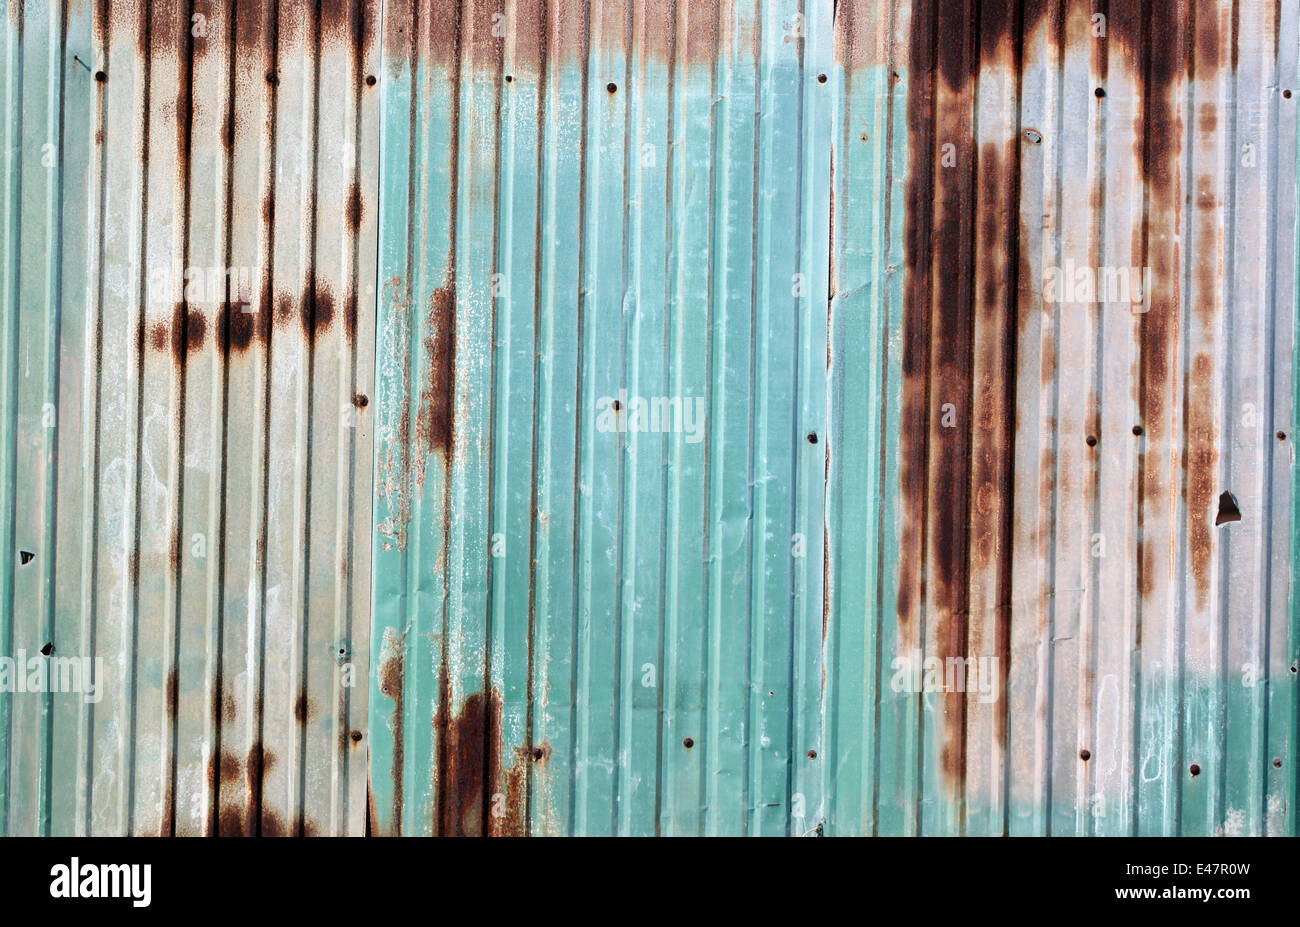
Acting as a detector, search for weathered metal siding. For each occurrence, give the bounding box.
[3,0,1296,840]
[370,0,832,835]
[371,0,1298,837]
[0,0,379,836]
[827,0,1298,835]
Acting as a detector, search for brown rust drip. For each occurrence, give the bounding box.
[895,0,1227,799]
[377,642,405,834]
[416,283,458,474]
[433,673,529,837]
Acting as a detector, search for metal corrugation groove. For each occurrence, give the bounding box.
[0,0,379,836]
[825,0,1298,836]
[369,0,832,836]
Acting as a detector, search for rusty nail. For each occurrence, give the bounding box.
[1285,89,1293,99]
[1079,749,1091,761]
[365,75,376,86]
[94,70,107,82]
[1132,424,1144,436]
[350,731,363,743]
[1189,763,1201,777]
[606,82,617,93]
[807,432,819,444]
[1277,431,1287,441]
[807,750,817,760]
[817,73,827,84]
[1273,758,1283,769]
[1094,86,1106,98]
[1086,435,1097,447]
[682,737,694,749]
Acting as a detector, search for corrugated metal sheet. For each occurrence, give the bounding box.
[370,0,832,836]
[828,0,1298,836]
[369,0,1298,837]
[0,0,380,836]
[2,0,1296,839]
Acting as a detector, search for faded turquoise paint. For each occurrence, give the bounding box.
[824,50,909,838]
[370,0,834,836]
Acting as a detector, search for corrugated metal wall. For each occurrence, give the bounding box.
[828,0,1297,836]
[369,0,1299,837]
[369,0,831,836]
[2,0,1297,838]
[0,0,379,836]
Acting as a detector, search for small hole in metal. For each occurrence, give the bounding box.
[1277,431,1287,441]
[1215,490,1242,526]
[807,432,818,444]
[1189,763,1201,777]
[682,737,694,749]
[18,550,34,565]
[606,82,617,93]
[1094,86,1106,98]
[1080,749,1091,761]
[350,730,363,743]
[1273,758,1283,769]
[505,74,513,83]
[1086,435,1097,447]
[1132,424,1144,436]
[40,642,54,657]
[365,75,376,86]
[807,750,817,760]
[817,73,827,83]
[1285,89,1293,99]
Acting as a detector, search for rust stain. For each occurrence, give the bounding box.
[415,283,457,488]
[345,181,363,232]
[377,636,405,834]
[890,0,1228,798]
[219,751,242,783]
[1186,352,1217,606]
[165,665,178,720]
[293,690,312,723]
[433,673,529,837]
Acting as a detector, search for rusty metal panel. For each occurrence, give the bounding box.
[826,0,1298,836]
[0,0,379,836]
[3,0,1295,840]
[369,0,1297,837]
[369,0,834,836]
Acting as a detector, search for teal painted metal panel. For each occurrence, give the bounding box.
[370,0,834,835]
